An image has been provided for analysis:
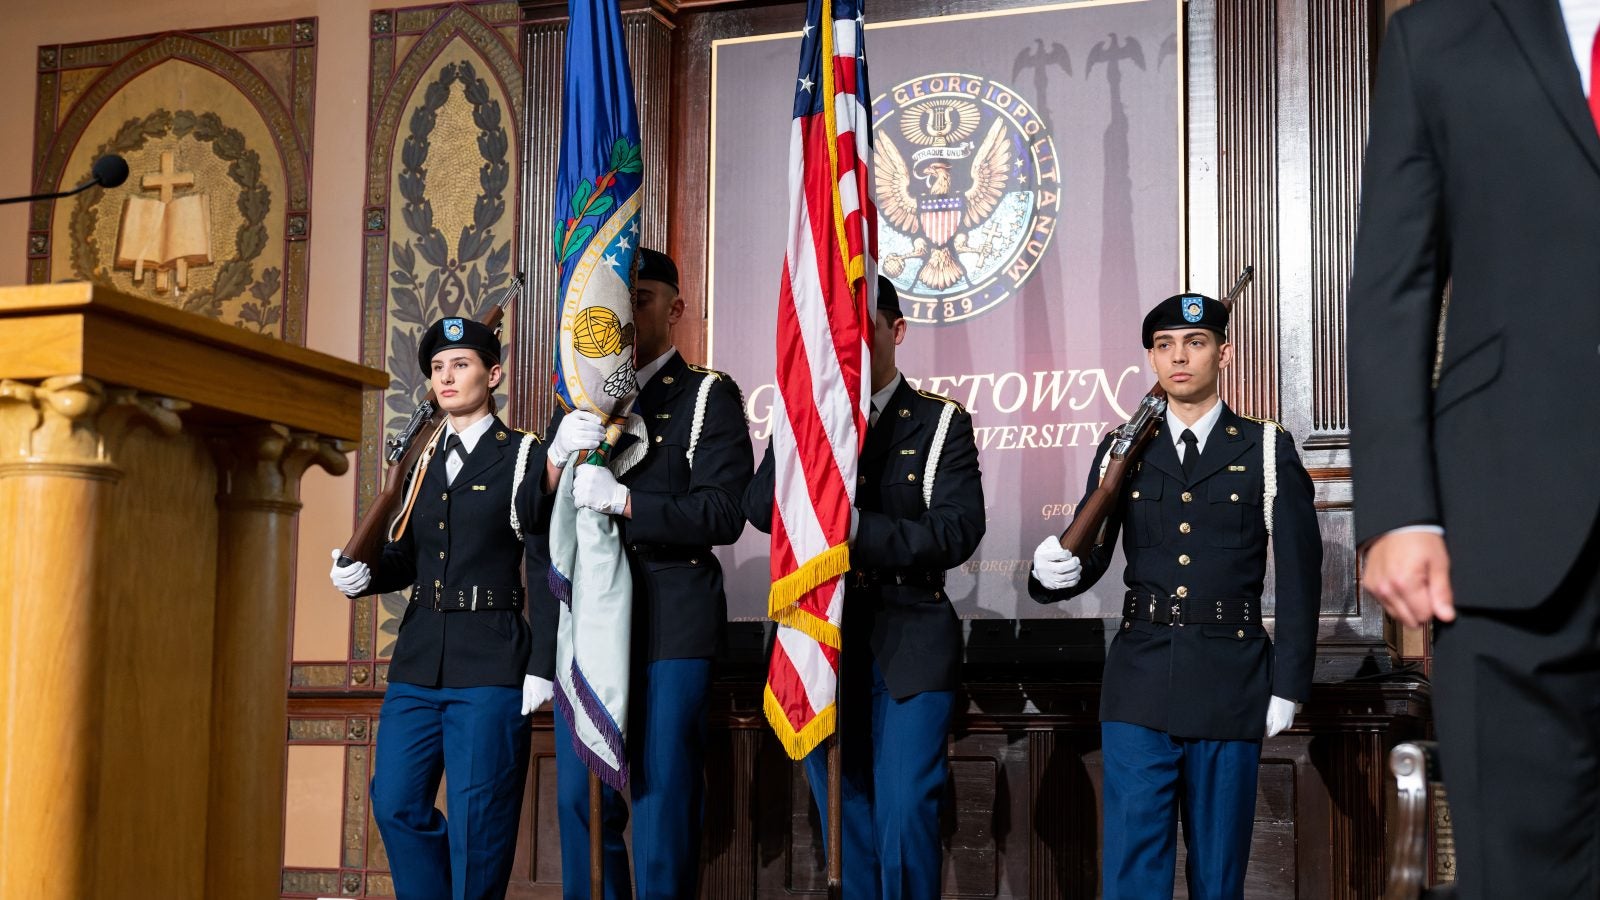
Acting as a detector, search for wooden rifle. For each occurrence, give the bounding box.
[337,274,525,569]
[1057,266,1254,556]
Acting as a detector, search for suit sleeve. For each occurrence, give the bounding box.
[851,406,986,570]
[365,462,421,596]
[1270,430,1322,703]
[626,376,755,546]
[1029,432,1121,604]
[515,435,558,680]
[1347,10,1448,544]
[743,445,776,534]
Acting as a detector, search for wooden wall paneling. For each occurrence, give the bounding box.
[1215,0,1279,421]
[514,11,566,431]
[1273,0,1313,442]
[1185,0,1220,297]
[1304,2,1380,449]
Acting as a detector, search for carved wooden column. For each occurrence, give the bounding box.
[0,377,118,899]
[206,425,347,899]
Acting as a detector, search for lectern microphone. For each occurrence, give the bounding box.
[0,154,130,206]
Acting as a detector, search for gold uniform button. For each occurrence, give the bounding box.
[1236,629,1245,638]
[858,476,866,485]
[655,435,664,443]
[662,375,674,384]
[690,558,699,566]
[1175,585,1189,598]
[1131,490,1142,499]
[1178,554,1191,566]
[1181,491,1193,503]
[1179,522,1191,534]
[441,492,449,501]
[496,431,508,440]
[899,408,910,418]
[438,522,445,530]
[1226,425,1239,436]
[1123,621,1131,629]
[907,473,917,482]
[438,551,446,560]
[1230,493,1240,502]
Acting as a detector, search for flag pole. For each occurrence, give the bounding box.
[828,734,843,898]
[590,772,604,896]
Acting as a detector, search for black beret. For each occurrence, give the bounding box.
[1141,293,1228,349]
[876,274,904,321]
[636,247,678,291]
[417,317,501,374]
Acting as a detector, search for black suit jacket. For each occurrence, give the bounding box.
[538,352,754,661]
[1349,0,1600,609]
[746,380,987,700]
[1030,406,1322,741]
[365,416,555,688]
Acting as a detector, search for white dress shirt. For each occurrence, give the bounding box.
[443,412,495,484]
[1165,401,1224,467]
[635,346,680,389]
[1560,0,1600,98]
[869,371,904,427]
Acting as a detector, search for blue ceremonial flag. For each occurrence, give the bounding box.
[549,0,642,791]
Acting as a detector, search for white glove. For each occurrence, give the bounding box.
[1265,695,1300,738]
[574,463,629,515]
[1031,535,1082,590]
[549,410,607,468]
[522,675,554,715]
[329,548,371,596]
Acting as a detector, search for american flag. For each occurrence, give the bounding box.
[764,0,877,761]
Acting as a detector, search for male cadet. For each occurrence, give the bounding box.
[542,247,754,898]
[745,275,987,899]
[1029,294,1321,900]
[329,318,558,900]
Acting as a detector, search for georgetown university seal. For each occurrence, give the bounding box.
[872,73,1062,325]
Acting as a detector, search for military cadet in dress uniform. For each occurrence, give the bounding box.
[539,248,754,899]
[329,317,569,900]
[1029,294,1321,900]
[745,276,987,900]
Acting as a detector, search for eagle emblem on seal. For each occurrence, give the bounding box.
[875,99,1013,292]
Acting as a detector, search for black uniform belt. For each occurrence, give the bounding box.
[1124,591,1257,626]
[851,569,945,589]
[412,583,524,612]
[625,541,711,562]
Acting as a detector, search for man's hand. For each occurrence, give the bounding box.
[1265,695,1301,738]
[329,548,371,596]
[1361,530,1454,628]
[522,675,554,715]
[1031,535,1082,590]
[549,410,607,468]
[574,463,630,516]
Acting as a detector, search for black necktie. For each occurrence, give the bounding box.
[1180,429,1199,479]
[444,434,466,466]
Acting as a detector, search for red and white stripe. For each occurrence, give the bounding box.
[764,1,878,760]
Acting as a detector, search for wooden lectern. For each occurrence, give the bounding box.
[0,284,388,899]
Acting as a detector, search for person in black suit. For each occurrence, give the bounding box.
[744,276,987,899]
[1348,2,1600,896]
[1030,294,1321,900]
[542,248,754,898]
[328,317,574,900]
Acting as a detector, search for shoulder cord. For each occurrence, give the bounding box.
[684,375,717,470]
[387,420,448,542]
[509,433,536,540]
[922,402,956,508]
[1263,421,1278,536]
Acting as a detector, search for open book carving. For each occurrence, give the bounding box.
[114,150,214,295]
